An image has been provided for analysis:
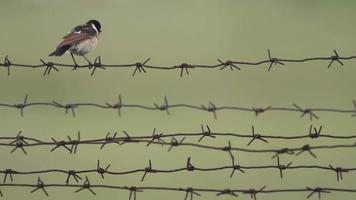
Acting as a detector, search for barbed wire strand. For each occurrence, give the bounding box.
[0,95,356,120]
[1,130,356,158]
[0,179,356,200]
[1,50,355,76]
[0,156,354,184]
[1,124,356,147]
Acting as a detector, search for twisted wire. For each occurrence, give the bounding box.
[0,50,355,76]
[1,95,356,120]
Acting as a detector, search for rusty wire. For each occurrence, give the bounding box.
[0,156,354,184]
[1,95,356,120]
[0,50,355,76]
[1,130,356,158]
[0,179,355,200]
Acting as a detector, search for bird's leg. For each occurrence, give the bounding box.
[71,52,79,70]
[80,53,93,68]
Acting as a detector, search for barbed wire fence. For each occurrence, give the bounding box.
[1,51,356,199]
[1,50,356,76]
[1,95,356,119]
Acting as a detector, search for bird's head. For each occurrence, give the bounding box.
[87,19,101,33]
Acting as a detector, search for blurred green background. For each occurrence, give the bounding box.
[1,0,356,199]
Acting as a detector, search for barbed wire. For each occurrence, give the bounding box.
[0,156,354,183]
[0,178,355,200]
[2,125,356,145]
[1,50,355,76]
[1,95,356,120]
[1,130,356,158]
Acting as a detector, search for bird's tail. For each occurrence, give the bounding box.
[49,45,71,56]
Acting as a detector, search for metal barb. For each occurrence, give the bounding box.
[329,165,349,181]
[91,56,106,76]
[267,49,284,72]
[40,59,58,76]
[272,148,294,159]
[106,94,123,116]
[141,160,154,181]
[276,156,292,179]
[223,141,234,160]
[9,131,28,154]
[182,187,201,200]
[328,50,344,68]
[13,95,29,117]
[253,106,271,117]
[243,186,266,200]
[75,176,96,195]
[147,128,165,146]
[66,170,82,184]
[247,125,268,146]
[50,138,71,153]
[201,102,217,119]
[178,63,193,77]
[309,125,322,138]
[296,144,317,159]
[3,55,12,76]
[198,125,216,142]
[352,99,356,117]
[216,189,238,197]
[186,157,195,171]
[120,131,139,145]
[306,187,330,199]
[217,59,240,71]
[168,137,185,152]
[68,131,81,154]
[30,177,49,196]
[132,58,150,76]
[125,186,143,200]
[230,156,246,178]
[10,141,27,154]
[9,131,29,146]
[100,132,120,149]
[97,160,111,179]
[52,101,78,117]
[293,103,319,120]
[3,169,14,183]
[153,96,170,115]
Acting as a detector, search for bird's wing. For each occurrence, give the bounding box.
[57,32,92,47]
[57,24,97,47]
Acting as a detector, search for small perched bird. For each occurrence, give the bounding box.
[49,19,101,68]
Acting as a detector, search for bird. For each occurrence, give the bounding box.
[49,19,102,68]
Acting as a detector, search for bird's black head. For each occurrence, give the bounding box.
[87,19,101,33]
